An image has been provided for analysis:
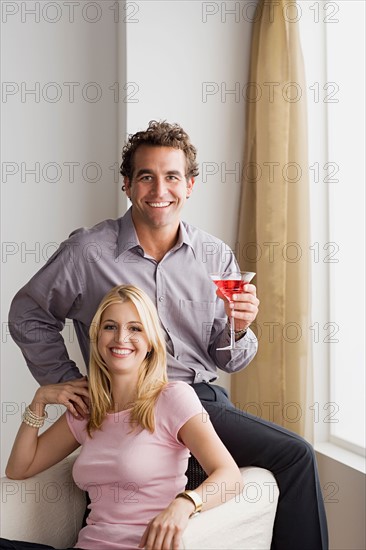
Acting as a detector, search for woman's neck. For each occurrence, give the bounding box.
[109,376,138,412]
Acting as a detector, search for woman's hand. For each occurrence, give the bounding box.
[139,497,193,550]
[31,376,90,419]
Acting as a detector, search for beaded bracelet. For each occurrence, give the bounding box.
[22,405,48,428]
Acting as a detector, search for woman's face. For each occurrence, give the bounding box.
[97,301,150,376]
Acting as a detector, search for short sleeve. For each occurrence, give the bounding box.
[66,410,88,444]
[157,381,206,443]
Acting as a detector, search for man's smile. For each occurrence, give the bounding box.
[146,201,172,208]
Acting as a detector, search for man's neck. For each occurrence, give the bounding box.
[131,215,180,262]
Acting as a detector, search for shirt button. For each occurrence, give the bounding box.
[159,296,164,302]
[176,355,180,360]
[166,328,170,333]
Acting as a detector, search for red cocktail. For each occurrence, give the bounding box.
[213,279,247,300]
[210,271,256,351]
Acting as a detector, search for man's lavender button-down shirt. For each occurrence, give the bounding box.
[9,209,258,385]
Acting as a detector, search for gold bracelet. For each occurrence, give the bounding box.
[175,490,203,517]
[22,405,48,428]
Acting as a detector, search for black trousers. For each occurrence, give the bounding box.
[192,383,328,550]
[0,542,72,550]
[0,540,78,550]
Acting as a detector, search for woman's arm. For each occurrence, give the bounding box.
[178,413,243,510]
[139,413,242,550]
[5,382,87,479]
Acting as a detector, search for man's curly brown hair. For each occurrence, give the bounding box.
[120,120,199,189]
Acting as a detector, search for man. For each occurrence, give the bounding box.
[9,121,328,549]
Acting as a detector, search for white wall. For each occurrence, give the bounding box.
[1,2,125,473]
[316,450,366,550]
[1,0,254,474]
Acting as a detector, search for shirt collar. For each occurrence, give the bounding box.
[116,208,196,258]
[116,208,141,257]
[174,220,196,257]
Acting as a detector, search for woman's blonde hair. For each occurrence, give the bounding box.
[87,285,168,436]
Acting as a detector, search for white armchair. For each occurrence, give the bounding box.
[1,452,278,549]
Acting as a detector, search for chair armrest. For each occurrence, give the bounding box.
[181,467,279,550]
[0,451,86,550]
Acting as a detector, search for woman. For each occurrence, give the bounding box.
[2,285,242,550]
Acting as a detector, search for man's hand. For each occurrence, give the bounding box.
[139,497,193,550]
[31,377,90,419]
[216,283,260,332]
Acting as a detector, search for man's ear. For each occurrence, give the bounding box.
[186,177,195,198]
[123,177,131,197]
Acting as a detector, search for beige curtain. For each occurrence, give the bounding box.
[232,0,312,439]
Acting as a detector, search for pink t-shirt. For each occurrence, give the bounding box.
[66,381,204,550]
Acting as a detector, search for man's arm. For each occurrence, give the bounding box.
[8,243,84,385]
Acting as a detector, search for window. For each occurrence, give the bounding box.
[300,0,365,455]
[326,2,365,453]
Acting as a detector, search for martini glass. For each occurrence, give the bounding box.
[210,271,256,351]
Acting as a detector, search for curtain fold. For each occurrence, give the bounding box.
[232,0,312,439]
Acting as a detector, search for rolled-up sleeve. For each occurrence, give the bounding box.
[211,326,258,373]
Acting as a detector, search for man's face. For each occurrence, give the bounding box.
[124,146,194,232]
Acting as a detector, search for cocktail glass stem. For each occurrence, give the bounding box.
[229,305,236,348]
